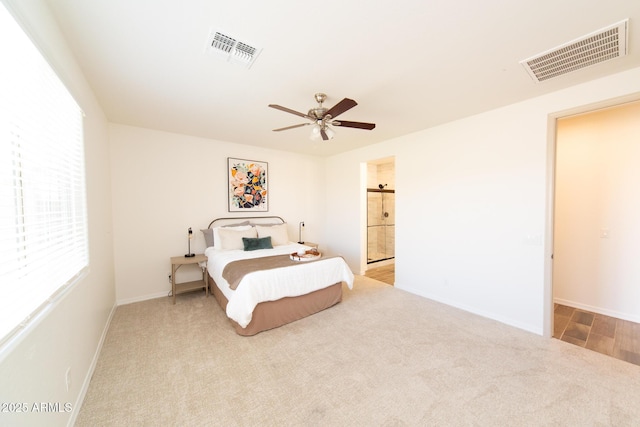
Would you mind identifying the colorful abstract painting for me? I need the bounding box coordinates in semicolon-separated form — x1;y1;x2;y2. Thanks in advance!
228;158;268;212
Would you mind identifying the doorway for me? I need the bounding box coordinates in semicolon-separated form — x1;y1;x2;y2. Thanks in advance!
551;99;640;365
365;157;395;285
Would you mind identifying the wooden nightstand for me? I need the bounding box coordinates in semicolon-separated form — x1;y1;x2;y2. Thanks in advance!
170;254;207;304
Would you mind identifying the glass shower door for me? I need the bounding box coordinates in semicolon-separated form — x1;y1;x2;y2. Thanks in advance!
367;189;395;263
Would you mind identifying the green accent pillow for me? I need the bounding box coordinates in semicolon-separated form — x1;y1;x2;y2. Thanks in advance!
242;236;273;251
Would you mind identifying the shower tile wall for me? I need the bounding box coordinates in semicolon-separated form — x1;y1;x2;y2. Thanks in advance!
368;162;395;189
368;193;383;260
367;160;395;263
367;193;395;261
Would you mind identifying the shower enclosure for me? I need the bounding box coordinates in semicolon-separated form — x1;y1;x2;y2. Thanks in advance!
367;187;395;263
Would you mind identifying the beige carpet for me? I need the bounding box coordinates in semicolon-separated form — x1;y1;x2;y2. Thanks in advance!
76;276;640;426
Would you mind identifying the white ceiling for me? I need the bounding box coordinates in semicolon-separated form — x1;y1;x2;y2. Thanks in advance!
45;0;640;157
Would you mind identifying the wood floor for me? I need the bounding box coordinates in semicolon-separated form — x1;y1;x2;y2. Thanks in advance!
554;303;640;366
364;263;394;285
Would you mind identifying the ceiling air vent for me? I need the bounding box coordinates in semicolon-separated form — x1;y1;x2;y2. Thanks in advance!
205;30;262;69
520;19;628;83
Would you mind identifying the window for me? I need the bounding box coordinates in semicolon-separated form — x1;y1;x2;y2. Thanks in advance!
0;4;88;346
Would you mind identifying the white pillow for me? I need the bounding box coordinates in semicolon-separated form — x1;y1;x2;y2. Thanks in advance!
255;223;289;246
217;227;258;251
213;225;253;249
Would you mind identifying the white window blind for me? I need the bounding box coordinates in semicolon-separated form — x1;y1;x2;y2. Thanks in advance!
0;5;88;346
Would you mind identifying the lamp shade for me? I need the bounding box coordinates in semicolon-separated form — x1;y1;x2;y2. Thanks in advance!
325;126;335;140
310;124;321;141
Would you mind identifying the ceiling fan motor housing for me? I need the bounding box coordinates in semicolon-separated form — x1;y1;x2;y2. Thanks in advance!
309;93;328;119
308;107;328;119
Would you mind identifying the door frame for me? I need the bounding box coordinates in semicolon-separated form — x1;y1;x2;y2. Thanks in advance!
544;92;640;338
362;157;396;274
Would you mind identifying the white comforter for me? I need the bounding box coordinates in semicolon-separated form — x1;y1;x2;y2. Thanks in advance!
205;243;354;328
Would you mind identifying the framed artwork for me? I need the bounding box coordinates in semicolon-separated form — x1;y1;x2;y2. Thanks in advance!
228;157;268;212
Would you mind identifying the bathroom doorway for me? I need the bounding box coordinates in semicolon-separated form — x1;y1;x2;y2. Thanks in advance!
365;157;395;285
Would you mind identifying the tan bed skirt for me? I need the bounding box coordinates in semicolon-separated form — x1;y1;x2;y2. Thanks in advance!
208;274;343;336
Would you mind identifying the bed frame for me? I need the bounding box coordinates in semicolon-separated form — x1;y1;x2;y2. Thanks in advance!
207;216;343;336
207;215;287;229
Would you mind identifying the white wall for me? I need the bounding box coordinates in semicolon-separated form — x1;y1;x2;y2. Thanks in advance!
325;67;640;335
554;101;640;322
0;1;115;426
109;124;326;303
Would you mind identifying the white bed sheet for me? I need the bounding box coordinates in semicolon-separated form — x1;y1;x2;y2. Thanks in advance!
205;243;354;328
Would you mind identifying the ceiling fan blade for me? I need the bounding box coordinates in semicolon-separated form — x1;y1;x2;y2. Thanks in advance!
333;120;376;130
268;104;311;119
324;98;357;119
320;129;329;141
273;123;311;132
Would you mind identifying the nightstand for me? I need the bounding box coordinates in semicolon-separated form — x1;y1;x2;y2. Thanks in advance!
170;254;207;304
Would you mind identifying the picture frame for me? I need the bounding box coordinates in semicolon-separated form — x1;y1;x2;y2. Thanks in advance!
228;157;268;212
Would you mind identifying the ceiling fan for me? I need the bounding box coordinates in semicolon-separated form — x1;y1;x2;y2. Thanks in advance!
268;93;375;141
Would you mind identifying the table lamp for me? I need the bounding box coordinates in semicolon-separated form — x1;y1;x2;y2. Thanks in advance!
185;227;195;257
298;221;304;244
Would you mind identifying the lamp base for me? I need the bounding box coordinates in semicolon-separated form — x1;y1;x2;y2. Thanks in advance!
297;241;304;244
185;253;195;258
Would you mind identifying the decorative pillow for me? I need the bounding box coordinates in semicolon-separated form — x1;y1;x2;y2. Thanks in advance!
201;221;251;248
242;236;273;251
217;227;258;250
200;228;214;248
255;223;289;246
214;224;253;249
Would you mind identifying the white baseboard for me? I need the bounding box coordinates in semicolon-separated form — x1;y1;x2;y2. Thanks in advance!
117;291;168;306
553;298;640;323
396;282;543;336
68;302;117;427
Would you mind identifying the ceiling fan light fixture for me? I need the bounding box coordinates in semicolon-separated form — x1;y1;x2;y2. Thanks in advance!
309;122;335;141
310;124;321;141
325;126;335;140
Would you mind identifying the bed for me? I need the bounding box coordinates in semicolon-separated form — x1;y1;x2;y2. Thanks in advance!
203;216;354;335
